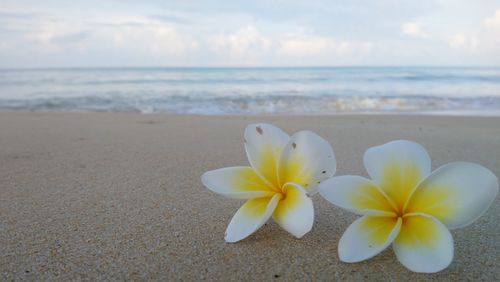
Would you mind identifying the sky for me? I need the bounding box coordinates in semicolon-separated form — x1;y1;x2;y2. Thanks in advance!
1;0;500;68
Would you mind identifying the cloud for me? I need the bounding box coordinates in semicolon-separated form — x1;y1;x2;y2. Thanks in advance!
479;9;500;56
402;21;427;38
278;36;334;57
149;14;191;25
212;25;271;58
1;0;500;67
447;9;500;56
12;13;199;58
51;31;90;45
277;33;373;59
484;9;500;29
448;33;479;51
24;21;85;52
0;10;39;19
107;23;198;57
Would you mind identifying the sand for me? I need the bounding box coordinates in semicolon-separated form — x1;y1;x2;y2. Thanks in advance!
0;112;499;281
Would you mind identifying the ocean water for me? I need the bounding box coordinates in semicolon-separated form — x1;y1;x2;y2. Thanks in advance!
0;67;499;115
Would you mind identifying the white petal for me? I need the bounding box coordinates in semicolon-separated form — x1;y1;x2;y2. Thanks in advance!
225;194;281;243
202;166;278;199
278;130;336;194
272;183;314;238
393;213;453;273
244;123;290;188
319;176;396;216
363;140;431;209
338;216;402;263
405;162;498;229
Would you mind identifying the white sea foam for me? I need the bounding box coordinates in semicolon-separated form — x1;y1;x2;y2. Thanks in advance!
0;67;499;115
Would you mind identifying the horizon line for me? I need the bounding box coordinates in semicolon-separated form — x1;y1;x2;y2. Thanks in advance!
1;65;500;71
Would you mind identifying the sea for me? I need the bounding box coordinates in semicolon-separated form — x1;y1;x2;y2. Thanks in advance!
1;67;499;115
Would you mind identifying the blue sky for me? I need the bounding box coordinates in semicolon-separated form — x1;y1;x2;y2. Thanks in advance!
1;0;500;67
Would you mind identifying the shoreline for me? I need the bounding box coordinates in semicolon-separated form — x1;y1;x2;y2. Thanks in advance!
1;113;499;280
1;110;500;117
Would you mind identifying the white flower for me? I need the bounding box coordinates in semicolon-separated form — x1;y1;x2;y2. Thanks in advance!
319;140;498;273
202;123;336;242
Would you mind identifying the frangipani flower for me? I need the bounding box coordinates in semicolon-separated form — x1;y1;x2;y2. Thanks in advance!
202;123;336;243
318;140;498;273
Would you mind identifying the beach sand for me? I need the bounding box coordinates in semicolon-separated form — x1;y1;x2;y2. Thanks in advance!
1;113;499;281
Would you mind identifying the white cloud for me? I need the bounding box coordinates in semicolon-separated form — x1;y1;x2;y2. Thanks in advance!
402;21;427;38
278;36;332;57
212;25;271;58
24;21;89;53
448;33;479;52
9;13;199;58
447;9;500;56
277;33;373;59
479;9;500;56
1;0;500;67
107;24;198;57
484;9;500;29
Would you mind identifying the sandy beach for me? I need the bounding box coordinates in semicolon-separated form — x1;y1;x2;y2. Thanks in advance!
0;112;499;281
